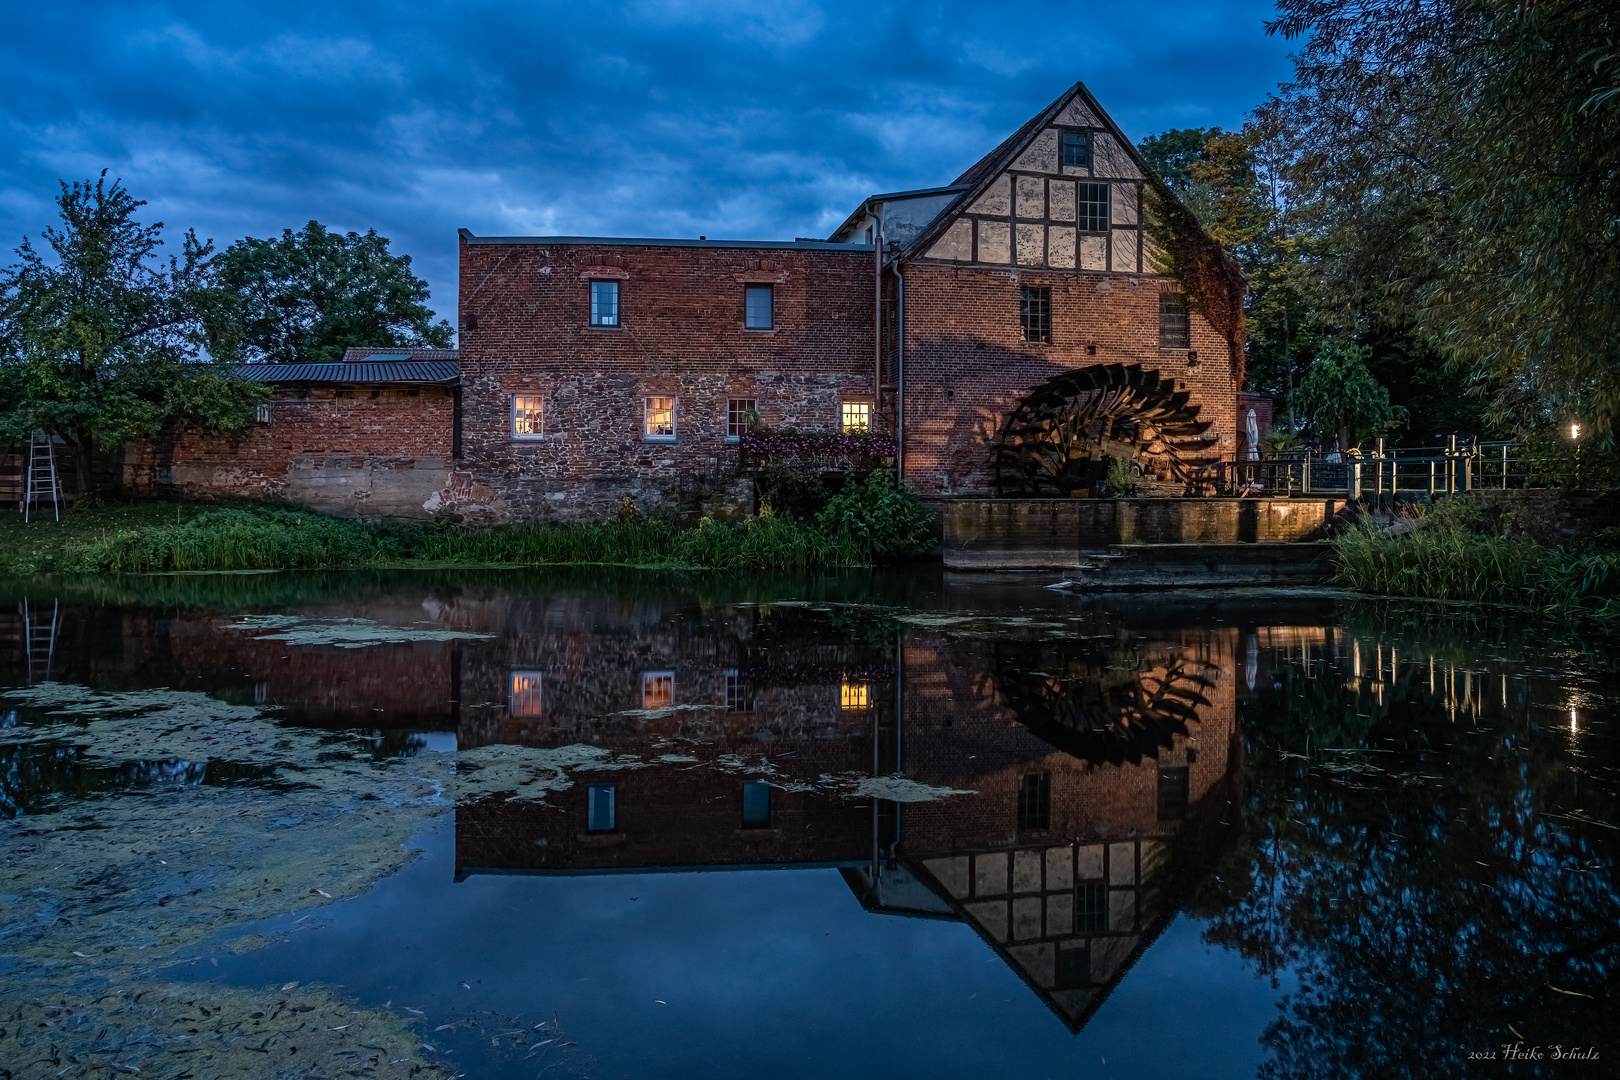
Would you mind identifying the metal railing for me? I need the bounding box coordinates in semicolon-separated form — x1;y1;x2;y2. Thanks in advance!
1219;437;1548;500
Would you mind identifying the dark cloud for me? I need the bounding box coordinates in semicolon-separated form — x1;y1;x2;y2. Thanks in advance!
0;0;1291;329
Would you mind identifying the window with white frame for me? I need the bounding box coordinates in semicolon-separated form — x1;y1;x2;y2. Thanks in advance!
745;286;773;329
590;280;620;326
255;403;272;423
644;396;676;440
727;397;757;440
512;395;543;438
841;401;871;433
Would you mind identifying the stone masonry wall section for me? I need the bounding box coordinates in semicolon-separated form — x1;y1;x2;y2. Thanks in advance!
456;236;877;521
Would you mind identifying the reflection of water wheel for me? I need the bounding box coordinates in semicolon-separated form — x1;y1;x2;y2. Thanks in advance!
994;364;1219;496
992;641;1218;765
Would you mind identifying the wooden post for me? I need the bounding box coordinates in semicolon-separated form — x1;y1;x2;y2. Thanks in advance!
1501;444;1508;490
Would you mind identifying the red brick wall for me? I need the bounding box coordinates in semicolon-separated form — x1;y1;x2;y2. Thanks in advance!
123;387;455;519
898;262;1239;499
456;238;878;520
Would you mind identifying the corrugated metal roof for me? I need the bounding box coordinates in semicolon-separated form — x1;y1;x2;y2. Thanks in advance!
238;360;459;385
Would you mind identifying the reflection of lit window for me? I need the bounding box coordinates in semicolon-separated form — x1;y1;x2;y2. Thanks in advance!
840;682;869;710
509;670;544;718
724;669;754;712
742;781;771;827
1076;881;1106;932
1017;772;1050;830
643;671;674;709
587;785;616;831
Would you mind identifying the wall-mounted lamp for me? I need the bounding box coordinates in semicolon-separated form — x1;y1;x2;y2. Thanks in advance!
1186;350;1200;367
1086;343;1098;356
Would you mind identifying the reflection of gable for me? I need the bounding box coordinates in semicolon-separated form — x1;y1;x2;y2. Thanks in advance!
844;839;1174;1034
457;858;869;883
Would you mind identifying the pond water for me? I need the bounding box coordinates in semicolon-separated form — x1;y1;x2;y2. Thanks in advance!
1;568;1614;1078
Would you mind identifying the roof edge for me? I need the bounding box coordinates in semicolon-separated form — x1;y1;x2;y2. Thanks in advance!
459;230;870;252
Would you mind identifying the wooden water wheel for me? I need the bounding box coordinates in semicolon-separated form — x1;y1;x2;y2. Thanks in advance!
994;364;1219;496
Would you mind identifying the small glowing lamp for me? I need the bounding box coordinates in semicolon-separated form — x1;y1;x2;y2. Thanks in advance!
1571;422;1581;441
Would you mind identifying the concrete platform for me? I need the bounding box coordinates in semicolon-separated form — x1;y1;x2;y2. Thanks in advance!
1056;543;1333;590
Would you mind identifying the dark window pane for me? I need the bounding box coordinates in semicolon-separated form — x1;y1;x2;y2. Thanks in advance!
591;281;620;326
745;286;773;329
587;784;616;831
1055;942;1089;988
1076;880;1107;931
1061;131;1090;168
1159;293;1191;350
742;781;771;826
1019;287;1052;345
724;668;756;711
1158;765;1190;819
1077;183;1110;232
1017;772;1050;830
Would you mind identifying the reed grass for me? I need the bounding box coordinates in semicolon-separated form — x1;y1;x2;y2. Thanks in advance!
52;505;876;574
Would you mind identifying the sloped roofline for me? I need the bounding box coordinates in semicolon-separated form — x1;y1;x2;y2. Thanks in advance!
901;80;1186;264
826;185;971;244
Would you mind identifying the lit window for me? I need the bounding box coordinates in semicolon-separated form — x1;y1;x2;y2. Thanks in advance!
590;280;620;326
745;286;773;329
512;395;543;438
841;402;871;433
643;671;674;709
727;398;757;440
1159;294;1191;350
840;682;869;710
1017;772;1050;830
644;396;676;440
1020;287;1052;344
509;670;544;718
255;403;272;423
587;785;616;831
1077;182;1110;232
742;781;771;827
724;668;755;712
1061;131;1091;169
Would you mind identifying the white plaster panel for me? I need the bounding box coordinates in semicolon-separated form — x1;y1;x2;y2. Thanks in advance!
1015;175;1046;220
1008;943;1056;988
1059;95;1103;127
1111;229;1139;273
1012;896;1043;940
1015;223;1046;266
1109;889;1136;931
1048;226;1076;269
1046;893;1074;936
975;851;1008;895
1091;935;1137;982
978;220;1011;264
1045;847;1073;891
1108;842;1136;885
1080;234;1107;271
1077;844;1104;880
925;855;971;897
1092;132;1142;179
1012;128;1060;173
1112;183;1140;225
967;174;1012;216
1013;850;1043;893
926;219;973;262
965;900;1009;943
1049;181;1075;222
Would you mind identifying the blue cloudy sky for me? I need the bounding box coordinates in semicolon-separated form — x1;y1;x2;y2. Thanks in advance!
0;1;1294;329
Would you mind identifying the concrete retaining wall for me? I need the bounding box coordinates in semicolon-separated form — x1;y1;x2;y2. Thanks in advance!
943;498;1348;571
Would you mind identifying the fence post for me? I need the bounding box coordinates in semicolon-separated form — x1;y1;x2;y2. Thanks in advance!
1304;453;1312;494
1501;444;1508;490
1430;460;1436;495
1353;461;1362;500
1465;453;1472;492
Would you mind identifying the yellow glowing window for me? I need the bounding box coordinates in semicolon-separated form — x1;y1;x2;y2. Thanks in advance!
644;396;676;439
643;671;675;709
841;401;870;433
509;670;544;718
840;682;870;710
513;395;543;437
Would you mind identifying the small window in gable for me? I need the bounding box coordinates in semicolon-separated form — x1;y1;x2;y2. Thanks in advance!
745;285;774;329
1062;131;1091;169
644;396;676;440
590;280;620;326
512;395;543;438
1159;294;1191;350
1078;183;1110;232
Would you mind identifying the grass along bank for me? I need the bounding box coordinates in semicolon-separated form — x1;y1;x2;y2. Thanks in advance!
1330;496;1620;619
0;473;935;575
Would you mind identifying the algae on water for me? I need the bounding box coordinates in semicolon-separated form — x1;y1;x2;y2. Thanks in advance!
229;614;493;648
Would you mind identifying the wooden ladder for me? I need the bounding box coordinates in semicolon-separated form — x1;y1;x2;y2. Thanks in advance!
23;431;62;523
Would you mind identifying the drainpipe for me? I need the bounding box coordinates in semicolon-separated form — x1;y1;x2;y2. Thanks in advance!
896;262;905;486
873;215;883;426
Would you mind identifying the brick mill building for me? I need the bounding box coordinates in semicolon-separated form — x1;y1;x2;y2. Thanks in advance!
108;80;1261;521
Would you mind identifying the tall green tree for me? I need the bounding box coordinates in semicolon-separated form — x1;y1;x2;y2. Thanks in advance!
1258;0;1620;441
1295;341;1407;451
219;222;453;365
0;173;265;493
